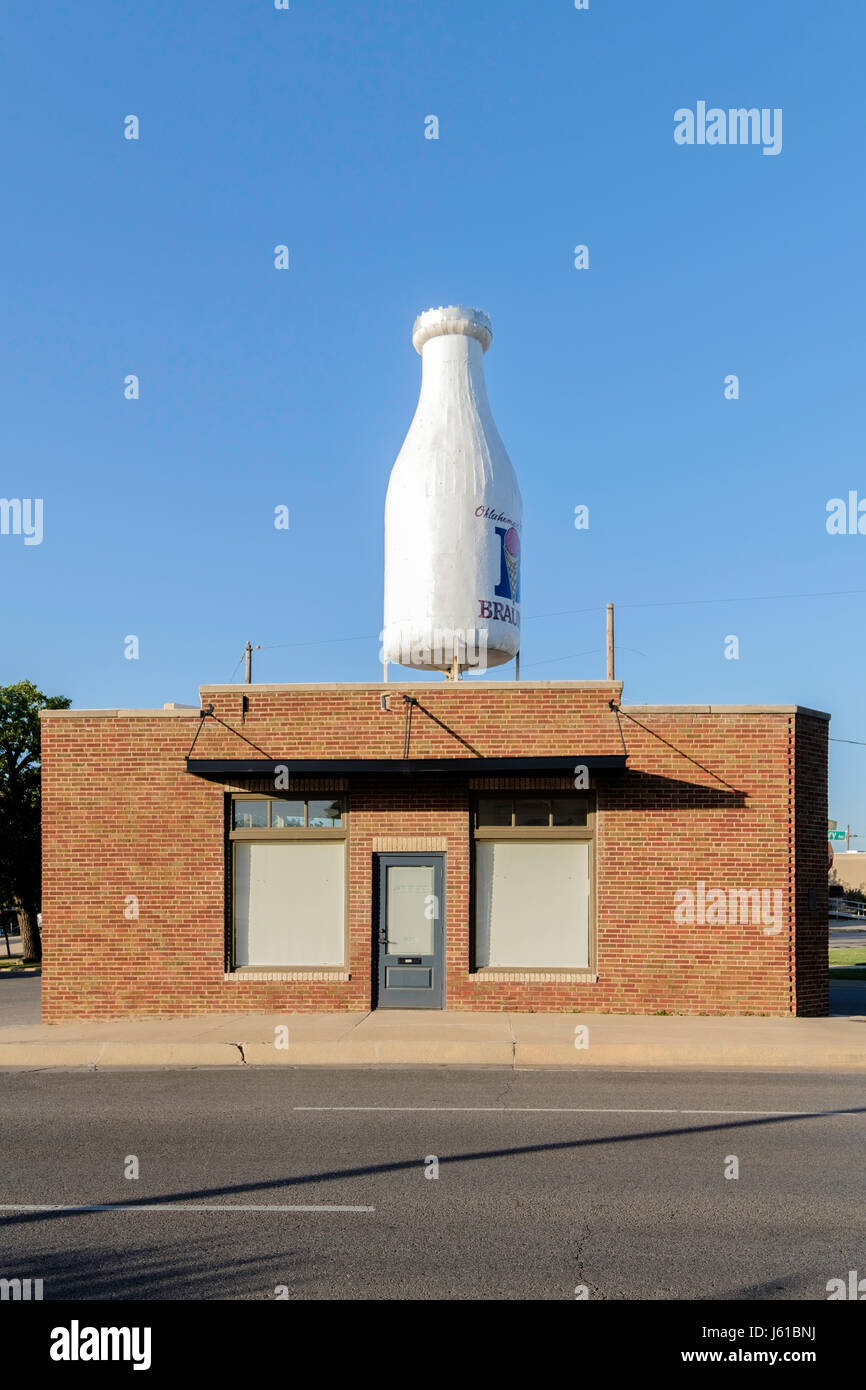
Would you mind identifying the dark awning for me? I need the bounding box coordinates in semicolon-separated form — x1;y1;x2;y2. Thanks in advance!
186;755;626;780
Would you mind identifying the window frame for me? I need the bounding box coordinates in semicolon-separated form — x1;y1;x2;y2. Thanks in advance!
471;793;596;973
229;794;347;840
228;793;349;971
473;794;594;840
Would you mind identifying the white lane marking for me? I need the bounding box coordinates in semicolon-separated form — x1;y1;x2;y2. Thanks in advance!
294;1106;861;1117
0;1203;374;1213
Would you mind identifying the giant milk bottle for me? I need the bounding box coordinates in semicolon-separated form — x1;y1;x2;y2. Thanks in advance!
382;306;523;676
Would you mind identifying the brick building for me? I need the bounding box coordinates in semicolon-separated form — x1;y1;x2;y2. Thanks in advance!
40;681;829;1021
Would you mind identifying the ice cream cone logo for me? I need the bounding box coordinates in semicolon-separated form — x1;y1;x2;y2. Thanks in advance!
504;526;520;602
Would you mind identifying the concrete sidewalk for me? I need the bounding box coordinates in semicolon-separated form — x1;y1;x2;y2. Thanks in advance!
2;1003;866;1069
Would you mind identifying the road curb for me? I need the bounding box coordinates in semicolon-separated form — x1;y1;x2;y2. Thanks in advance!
240;1040;515;1065
513;1043;866;1069
2;1039;866;1068
0;1043;245;1068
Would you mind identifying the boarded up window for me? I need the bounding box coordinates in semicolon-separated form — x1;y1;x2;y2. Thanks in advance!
234;842;345;966
475;841;590;969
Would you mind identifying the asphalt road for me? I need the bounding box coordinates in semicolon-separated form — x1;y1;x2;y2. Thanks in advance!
1;1067;863;1300
829;927;866;949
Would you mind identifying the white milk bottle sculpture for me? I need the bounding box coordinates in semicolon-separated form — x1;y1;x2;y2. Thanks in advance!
382;306;523;677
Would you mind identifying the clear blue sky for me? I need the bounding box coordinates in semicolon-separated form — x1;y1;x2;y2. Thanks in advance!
2;1;864;834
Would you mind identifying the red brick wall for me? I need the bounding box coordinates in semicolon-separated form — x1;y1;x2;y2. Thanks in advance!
792;711;830;1016
39;684;829;1020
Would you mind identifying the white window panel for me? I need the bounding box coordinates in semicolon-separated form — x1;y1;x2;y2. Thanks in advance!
475;841;590;969
234;842;345;967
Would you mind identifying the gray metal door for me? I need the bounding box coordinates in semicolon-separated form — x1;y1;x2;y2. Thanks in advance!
375;854;445;1009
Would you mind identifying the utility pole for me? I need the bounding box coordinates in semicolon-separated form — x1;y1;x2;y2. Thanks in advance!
606;603;615;681
244;641;252;684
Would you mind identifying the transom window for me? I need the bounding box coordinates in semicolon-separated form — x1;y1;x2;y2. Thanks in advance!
475;796;589;829
232;797;343;831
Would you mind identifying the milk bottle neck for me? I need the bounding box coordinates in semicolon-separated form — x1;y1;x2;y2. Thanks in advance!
418;332;491;410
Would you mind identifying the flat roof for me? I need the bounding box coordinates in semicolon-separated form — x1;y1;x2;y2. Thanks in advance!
37;682;829;722
198;681;624;693
622;703;831;720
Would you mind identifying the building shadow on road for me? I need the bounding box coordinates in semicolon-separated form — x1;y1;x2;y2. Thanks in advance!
0;1240;318;1301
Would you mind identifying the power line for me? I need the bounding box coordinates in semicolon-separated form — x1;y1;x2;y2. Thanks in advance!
227;584;866;680
521;647;601;670
618;586;866;611
259;635;378;652
246;584;866;658
525;585;866;620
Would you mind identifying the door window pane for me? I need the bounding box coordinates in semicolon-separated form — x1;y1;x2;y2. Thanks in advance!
514;799;550;826
233;800;268;829
476;800;512;827
386;864;435;955
270;800;305;828
308;799;342;828
551;799;588;826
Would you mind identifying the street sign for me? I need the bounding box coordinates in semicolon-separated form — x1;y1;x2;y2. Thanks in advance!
828;830;846;840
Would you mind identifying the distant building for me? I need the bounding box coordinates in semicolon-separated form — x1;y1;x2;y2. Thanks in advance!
830;852;866;896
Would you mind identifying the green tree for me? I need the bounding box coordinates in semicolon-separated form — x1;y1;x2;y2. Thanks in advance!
0;681;71;962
